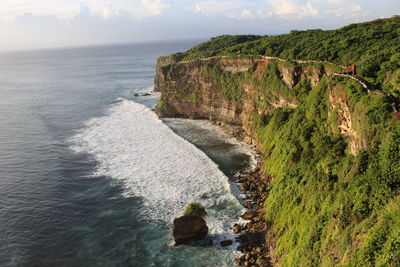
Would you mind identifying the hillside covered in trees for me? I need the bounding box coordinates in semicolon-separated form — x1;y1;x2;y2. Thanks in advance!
171;16;400;97
156;16;400;266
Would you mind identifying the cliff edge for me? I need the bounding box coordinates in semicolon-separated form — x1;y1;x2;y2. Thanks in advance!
155;17;400;266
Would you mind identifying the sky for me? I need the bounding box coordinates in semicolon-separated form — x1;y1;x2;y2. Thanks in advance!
0;0;399;51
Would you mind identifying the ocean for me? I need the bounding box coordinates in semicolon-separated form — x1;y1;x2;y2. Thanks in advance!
0;41;255;266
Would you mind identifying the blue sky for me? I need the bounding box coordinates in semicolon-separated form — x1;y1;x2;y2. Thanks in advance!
0;0;399;51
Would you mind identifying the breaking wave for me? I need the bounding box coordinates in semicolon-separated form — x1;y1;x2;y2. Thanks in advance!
69;98;244;239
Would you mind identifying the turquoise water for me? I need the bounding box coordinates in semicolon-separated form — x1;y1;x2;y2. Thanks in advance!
0;41;254;266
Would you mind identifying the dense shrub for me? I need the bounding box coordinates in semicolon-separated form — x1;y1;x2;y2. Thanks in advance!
173;17;400;95
183;202;207;217
253;73;400;265
160;16;400;265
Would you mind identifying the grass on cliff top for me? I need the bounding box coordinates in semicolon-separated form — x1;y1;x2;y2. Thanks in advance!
169;16;400;96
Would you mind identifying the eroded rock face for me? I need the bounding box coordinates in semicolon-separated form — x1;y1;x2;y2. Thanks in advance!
154;57;363;154
173;215;208;245
154;58;310;149
329;85;366;155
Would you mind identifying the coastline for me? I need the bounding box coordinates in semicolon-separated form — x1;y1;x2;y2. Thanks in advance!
161;114;272;266
214;122;273;267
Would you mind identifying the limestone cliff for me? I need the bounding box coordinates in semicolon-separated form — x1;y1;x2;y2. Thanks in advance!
153;19;400;266
155;56;363;155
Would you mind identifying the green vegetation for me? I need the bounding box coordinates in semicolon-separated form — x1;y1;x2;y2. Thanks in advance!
251;74;399;265
183;202;207;217
177;35;263;60
158;16;400;266
171;92;202;101
162;64;204;101
157;95;169;110
201;63;253;103
173;16;400;96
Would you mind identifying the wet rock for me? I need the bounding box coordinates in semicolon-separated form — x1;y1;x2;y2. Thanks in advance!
220;239;233;247
240;184;249;191
256;258;267;266
245;253;251;260
234;258;242;266
241;209;258;220
243;201;253;209
142;93;151;96
133;93;139;96
173;215;208;245
233;224;242;234
237;244;245;252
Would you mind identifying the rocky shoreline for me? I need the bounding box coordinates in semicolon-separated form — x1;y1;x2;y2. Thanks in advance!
211;122;273;267
234;165;272;267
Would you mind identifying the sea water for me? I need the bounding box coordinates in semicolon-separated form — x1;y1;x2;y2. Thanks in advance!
0;41;255;266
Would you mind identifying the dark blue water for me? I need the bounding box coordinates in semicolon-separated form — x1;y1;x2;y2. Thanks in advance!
0;41;253;266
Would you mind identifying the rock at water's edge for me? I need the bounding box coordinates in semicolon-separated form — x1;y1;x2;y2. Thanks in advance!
173;215;208;245
220;239;234;247
241;209;258;220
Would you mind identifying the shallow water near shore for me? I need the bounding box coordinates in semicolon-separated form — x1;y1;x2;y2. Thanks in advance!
0;41;255;266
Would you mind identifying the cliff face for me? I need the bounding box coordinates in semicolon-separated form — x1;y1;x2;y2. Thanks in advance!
328;84;367;155
155;56;361;154
155;58;255;121
154;55;400;266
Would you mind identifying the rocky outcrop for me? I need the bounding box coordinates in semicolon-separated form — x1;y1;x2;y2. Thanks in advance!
155;57;255;126
173;215;208;245
235;166;272;267
329;84;367;155
156;58;300;147
154;56;364;154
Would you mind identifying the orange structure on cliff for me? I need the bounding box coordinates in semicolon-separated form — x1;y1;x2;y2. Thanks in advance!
344;64;356;75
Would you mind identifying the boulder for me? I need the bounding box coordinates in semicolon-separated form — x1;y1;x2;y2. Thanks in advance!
243;201;253;209
241;209;258;220
173;215;208;245
233;224;242;234
220;239;233;247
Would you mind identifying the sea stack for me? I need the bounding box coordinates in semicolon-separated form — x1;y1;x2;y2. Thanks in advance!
173;202;208;245
172;215;208;245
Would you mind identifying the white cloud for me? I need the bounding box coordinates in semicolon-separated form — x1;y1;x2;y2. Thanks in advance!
140;0;171;15
0;0;380;22
266;0;319;18
239;9;254;18
272;0;298;15
97;6;116;19
0;0;79;21
228;8;273;19
0;0;394;51
0;0;172;22
227;0;319;19
350;4;361;12
301;2;319;17
192;1;253;15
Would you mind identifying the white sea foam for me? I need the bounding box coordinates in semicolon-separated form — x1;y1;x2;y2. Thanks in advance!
69;99;244;242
